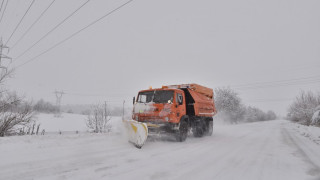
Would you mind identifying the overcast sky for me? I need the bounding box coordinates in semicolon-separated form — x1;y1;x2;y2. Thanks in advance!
0;0;319;115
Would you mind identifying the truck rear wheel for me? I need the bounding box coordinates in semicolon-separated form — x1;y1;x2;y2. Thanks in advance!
192;118;206;137
204;120;213;136
176;118;188;142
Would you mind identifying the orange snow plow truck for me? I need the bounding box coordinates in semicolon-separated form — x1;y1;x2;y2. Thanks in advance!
124;84;217;148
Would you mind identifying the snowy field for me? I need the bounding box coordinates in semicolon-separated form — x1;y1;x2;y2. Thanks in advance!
34;113;122;133
34;113;89;132
1;115;320;180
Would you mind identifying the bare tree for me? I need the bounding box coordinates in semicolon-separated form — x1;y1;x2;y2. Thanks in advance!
0;69;34;136
214;87;244;124
287;91;320;125
245;106;268;122
214;87;277;123
311;106;320;126
86;103;112;133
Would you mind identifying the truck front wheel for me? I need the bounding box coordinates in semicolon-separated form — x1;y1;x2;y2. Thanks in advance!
176;118;188;142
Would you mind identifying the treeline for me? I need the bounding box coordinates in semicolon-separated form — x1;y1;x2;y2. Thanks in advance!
33;99;59;113
214;87;277;124
33;99;130;117
287;91;320;126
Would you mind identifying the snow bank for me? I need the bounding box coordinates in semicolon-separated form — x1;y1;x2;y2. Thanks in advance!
288;122;320;145
311;110;320;125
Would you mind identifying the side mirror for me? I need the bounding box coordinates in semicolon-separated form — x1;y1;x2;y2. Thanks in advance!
133;96;136;105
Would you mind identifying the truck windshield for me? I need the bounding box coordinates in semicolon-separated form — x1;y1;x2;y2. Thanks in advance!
153;91;173;103
137;90;174;104
137;91;154;103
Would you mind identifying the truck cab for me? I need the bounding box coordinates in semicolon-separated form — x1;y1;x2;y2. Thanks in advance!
133;88;186;124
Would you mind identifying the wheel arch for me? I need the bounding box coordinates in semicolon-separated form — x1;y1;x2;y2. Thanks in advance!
180;115;190;125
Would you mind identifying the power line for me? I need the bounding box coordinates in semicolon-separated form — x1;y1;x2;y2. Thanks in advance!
216;75;320;91
0;0;8;27
62;91;133;105
2;1;25;38
283;63;320;74
11;0;56;50
13;0;91;61
245;98;294;103
5;0;35;45
235;79;320;90
64;92;133;98
0;0;5;14
66;92;119;97
231;75;320;88
15;0;134;68
237;79;320;90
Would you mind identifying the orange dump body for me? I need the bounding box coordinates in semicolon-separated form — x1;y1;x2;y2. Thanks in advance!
166;84;214;99
188;88;216;117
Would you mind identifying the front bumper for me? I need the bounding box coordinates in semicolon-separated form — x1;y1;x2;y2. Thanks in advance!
142;121;180;134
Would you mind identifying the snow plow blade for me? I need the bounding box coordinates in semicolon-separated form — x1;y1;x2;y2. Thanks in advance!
123;120;148;148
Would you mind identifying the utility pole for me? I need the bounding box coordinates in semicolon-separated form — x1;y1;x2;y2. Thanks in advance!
104;101;107;120
122;100;125;121
54;90;64;117
0;38;11;73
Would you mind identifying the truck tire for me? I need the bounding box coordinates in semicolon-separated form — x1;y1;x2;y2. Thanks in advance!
204;120;213;136
176;118;188;142
192;118;206;137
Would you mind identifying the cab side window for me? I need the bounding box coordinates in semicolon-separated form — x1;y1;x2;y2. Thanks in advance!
176;93;183;105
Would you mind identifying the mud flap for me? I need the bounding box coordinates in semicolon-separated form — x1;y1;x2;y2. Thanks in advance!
123;120;148;148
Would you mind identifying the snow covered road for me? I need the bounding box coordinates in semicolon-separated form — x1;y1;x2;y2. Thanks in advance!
1;120;320;180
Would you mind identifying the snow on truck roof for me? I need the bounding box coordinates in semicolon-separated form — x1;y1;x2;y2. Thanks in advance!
165;84;213;99
141;84;213;99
